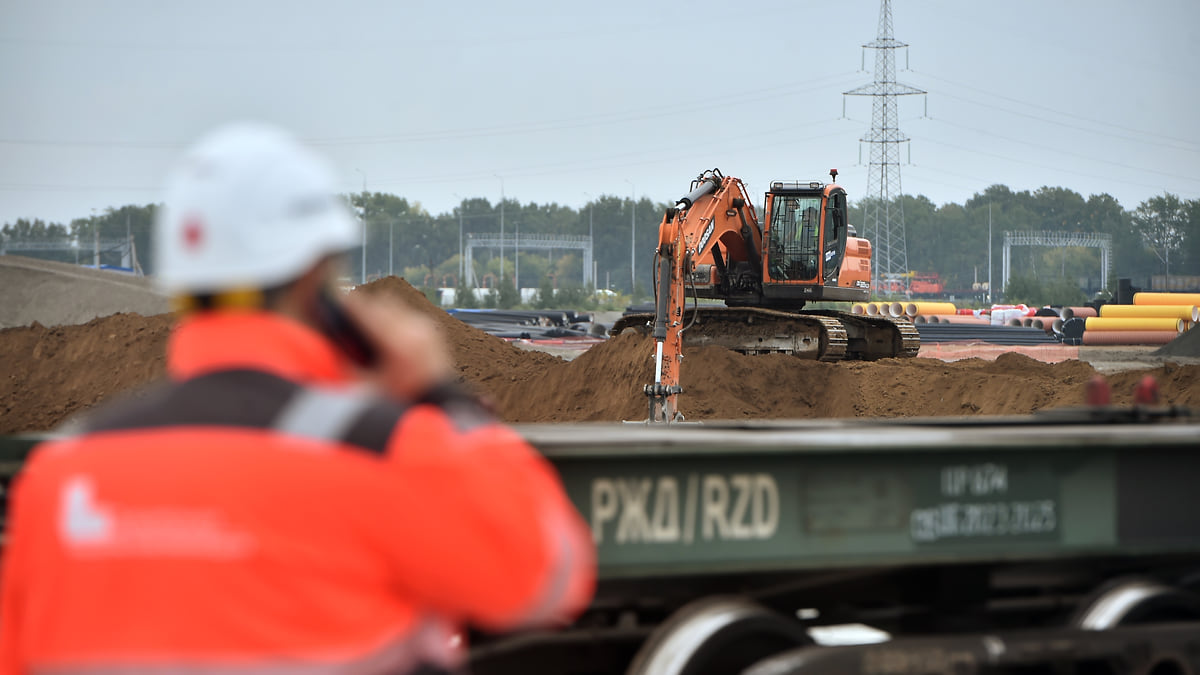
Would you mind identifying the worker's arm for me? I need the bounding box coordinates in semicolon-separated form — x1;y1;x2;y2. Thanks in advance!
0;472;32;675
337;293;595;628
370;403;595;631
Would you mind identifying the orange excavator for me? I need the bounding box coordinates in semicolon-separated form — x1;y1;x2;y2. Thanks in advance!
613;168;919;422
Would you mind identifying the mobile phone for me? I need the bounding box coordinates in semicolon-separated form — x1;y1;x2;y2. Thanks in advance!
311;287;378;367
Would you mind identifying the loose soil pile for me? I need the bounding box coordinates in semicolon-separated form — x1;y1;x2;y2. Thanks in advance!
1;314;173;431
3;275;1199;433
0;256;168;329
1156;324;1200;357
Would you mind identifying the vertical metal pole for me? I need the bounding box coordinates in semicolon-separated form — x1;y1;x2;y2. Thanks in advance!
453;193;464;288
988;203;992;304
356;169;366;284
495;175;505;285
626;180;636;295
388;220;394;277
124;212;131;269
584;192;594;287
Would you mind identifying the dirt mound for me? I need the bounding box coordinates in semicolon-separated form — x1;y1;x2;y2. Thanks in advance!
505;339;1164;422
1156;327;1200;357
352;277;563;420
3;276;1200;433
0;255;168;329
1;313;173;432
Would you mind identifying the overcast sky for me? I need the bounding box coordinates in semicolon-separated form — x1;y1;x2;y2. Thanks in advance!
2;0;1198;228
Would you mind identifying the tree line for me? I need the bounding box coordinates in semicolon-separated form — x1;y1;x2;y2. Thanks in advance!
878;186;1200;305
4;185;1198;308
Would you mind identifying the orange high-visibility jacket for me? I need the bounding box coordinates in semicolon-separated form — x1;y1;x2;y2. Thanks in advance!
0;312;595;675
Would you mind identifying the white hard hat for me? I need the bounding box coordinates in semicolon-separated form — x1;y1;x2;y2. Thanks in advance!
155;123;359;295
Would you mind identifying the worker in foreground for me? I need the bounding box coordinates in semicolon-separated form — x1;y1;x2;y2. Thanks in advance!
0;123;595;674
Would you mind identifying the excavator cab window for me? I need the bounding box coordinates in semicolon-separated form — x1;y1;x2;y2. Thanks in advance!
823;191;847;284
767;195;822;281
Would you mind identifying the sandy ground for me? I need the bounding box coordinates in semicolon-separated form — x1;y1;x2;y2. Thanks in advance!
0;255;168;329
3;262;1199;432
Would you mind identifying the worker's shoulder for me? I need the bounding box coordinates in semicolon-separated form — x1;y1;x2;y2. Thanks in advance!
71;369;407;456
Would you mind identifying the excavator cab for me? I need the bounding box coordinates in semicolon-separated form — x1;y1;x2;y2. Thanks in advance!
766;194;823;281
763;179;850;289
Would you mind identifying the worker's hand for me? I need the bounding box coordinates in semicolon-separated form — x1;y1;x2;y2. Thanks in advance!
340;292;454;402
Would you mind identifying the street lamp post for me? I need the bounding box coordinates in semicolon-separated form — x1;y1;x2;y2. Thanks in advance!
625;179;636;295
453;193;464;288
355;169;366;284
388;220;394;277
494;175;505;285
583;192;594;287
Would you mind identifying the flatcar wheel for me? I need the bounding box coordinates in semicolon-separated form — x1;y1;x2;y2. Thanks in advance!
1071;577;1200;630
625;597;811;675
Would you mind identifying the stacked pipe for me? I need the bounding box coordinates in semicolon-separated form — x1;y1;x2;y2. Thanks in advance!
915;323;1060;345
1075;295;1199;345
914;314;991;326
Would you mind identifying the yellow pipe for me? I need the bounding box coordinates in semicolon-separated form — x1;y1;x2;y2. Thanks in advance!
902;300;960;317
1099;304;1199;321
1083;317;1185;333
1132;292;1200;306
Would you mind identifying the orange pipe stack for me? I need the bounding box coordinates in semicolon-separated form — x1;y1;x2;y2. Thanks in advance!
1061;306;1096;320
1022;317;1062;333
1082;331;1179;345
1079;297;1192;345
925;314;989;325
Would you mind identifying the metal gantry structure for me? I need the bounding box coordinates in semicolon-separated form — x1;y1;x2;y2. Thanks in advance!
464;233;594;288
0;237;140;272
1002;231;1113;292
844;0;925;294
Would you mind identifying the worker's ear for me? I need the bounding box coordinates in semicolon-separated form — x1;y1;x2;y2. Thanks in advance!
270;257;339;318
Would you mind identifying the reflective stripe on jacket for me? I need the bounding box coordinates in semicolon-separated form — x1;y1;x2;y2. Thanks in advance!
0;311;595;675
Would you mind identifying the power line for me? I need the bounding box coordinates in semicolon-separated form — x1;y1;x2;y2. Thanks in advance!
910;135;1199;198
363;119;853;187
914;70;1200;152
0;72;859;150
923;117;1200;185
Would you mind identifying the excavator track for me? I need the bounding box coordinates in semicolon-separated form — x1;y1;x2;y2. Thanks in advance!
806;310;921;360
611;308;918;361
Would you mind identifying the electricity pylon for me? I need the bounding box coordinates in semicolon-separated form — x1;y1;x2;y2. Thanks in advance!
844;0;925;295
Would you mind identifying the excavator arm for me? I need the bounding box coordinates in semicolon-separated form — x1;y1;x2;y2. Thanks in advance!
644;170;761;422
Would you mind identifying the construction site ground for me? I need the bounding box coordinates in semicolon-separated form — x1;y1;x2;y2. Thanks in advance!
2;255;1198;433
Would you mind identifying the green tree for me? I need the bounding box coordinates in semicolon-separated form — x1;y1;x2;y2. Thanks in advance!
557;281;588;308
1185;198;1200;275
1;218;73;263
1043;278;1087;306
1002;274;1043;306
496;275;519;309
1132;193;1187;276
454;275;478;308
535;274;556;309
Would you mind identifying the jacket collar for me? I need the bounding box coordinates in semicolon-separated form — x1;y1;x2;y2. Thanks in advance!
168;311;353;385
